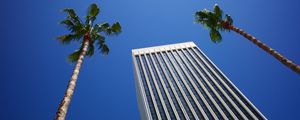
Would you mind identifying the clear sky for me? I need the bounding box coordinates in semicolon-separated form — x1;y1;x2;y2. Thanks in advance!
0;0;300;120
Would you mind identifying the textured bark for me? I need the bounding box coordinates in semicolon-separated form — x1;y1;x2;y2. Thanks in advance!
228;25;300;75
55;39;90;120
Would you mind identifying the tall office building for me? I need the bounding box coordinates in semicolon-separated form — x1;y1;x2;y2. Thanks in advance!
132;42;266;120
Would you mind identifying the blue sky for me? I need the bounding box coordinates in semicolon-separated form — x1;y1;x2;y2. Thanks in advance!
0;0;300;119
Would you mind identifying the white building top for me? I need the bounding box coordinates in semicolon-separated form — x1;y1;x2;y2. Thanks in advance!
132;41;197;55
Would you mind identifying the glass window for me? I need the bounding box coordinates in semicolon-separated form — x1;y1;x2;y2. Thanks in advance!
192;47;264;119
162;51;195;119
157;52;186;120
136;55;158;120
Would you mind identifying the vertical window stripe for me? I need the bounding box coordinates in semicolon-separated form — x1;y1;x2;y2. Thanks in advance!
144;54;167;119
150;53;179;119
136;55;158;119
156;52;188;120
193;47;265;120
175;49;217;120
171;50;208;119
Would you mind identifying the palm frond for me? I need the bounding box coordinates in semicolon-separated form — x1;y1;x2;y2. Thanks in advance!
110;22;122;34
214;4;223;19
207;12;219;28
95;22;122;36
61;8;86;35
86;42;95;57
210;29;222;43
60;19;85;34
86;3;100;24
89;3;100;17
97;39;109;55
195;9;219;30
73;30;86;40
57;34;77;44
225;14;233;25
95;22;110;34
63;8;81;24
68;49;82;63
100;43;109;55
60;19;74;27
73;24;85;33
195;10;208;23
91;32;105;41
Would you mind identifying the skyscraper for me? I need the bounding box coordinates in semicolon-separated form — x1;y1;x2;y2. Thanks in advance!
132;42;266;120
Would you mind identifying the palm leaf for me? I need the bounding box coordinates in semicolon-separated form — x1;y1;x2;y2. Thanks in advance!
225;14;233;25
100;43;109;55
62;8;85;35
88;3;99;19
63;8;76;17
85;3;100;25
96;22;109;31
210;29;222;43
57;34;76;44
194;10;209;24
96;23;112;35
95;22;122;36
97;39;109;55
60;19;74;27
61;19;85;34
68;49;82;63
63;8;81;24
91;32;105;41
110;22;122;34
195;9;220;30
86;42;95;57
214;4;223;19
73;30;86;40
207;11;219;28
195;11;208;19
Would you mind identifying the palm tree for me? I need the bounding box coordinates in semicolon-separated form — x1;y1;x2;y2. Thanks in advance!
55;3;121;120
194;4;300;75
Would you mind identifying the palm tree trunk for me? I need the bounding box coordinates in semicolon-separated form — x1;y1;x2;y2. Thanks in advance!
55;39;89;120
228;25;300;75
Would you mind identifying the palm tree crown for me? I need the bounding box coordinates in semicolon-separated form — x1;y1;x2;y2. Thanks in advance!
57;3;121;62
55;3;122;120
194;4;232;43
194;4;300;75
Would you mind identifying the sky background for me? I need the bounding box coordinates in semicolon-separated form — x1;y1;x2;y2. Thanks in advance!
0;0;300;120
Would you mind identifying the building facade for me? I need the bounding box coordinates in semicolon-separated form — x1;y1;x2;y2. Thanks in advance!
132;42;266;120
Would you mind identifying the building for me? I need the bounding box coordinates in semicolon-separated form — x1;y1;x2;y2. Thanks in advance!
132;42;266;120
